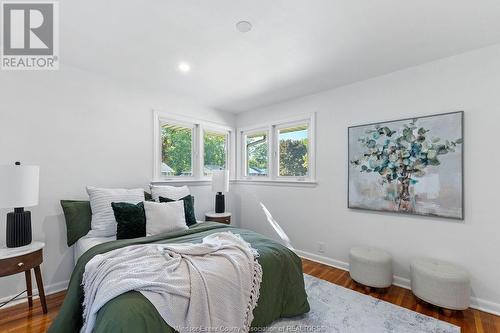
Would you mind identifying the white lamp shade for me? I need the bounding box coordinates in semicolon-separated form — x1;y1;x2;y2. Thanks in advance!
212;170;229;193
0;165;40;208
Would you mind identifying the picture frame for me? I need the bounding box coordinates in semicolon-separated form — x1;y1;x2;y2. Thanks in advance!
348;111;464;220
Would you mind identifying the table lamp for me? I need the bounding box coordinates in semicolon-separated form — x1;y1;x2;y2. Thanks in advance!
212;170;229;213
0;162;40;247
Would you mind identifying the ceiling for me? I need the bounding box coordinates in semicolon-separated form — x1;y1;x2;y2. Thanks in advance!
61;0;500;112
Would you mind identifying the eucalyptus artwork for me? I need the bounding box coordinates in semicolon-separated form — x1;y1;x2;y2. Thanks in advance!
348;112;463;220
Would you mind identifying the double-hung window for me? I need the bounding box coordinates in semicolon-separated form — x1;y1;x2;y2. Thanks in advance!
154;112;233;180
239;113;315;182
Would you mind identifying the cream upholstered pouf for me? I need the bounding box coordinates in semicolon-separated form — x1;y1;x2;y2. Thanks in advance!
411;258;470;311
349;246;393;288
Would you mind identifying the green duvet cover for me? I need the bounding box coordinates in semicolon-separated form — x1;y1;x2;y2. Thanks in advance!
48;222;310;333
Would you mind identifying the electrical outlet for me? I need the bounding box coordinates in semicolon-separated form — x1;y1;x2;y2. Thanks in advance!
318;242;325;253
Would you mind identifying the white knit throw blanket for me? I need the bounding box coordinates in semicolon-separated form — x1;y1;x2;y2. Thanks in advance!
80;232;263;333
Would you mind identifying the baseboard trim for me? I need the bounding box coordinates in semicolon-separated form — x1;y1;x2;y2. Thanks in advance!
0;279;69;310
469;297;500;316
295;249;500;316
294;249;349;271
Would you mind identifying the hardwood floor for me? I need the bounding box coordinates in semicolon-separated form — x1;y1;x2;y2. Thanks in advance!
302;259;500;333
0;259;498;332
0;291;65;333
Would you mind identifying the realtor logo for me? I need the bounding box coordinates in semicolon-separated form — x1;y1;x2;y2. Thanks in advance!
1;1;59;70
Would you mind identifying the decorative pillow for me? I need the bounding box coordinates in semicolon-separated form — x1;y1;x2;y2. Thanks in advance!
60;200;92;246
144;191;154;201
150;185;190;202
143;200;188;235
159;195;197;226
86;186;145;237
111;202;146;240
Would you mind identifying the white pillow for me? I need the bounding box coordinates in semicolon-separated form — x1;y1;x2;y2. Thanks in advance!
150;185;190;202
143;200;188;235
86;186;145;237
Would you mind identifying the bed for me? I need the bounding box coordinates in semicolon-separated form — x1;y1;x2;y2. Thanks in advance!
72;221;209;263
73;235;115;264
50;222;310;333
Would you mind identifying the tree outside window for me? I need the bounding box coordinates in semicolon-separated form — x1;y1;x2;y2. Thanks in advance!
161;124;193;176
246;132;268;176
278;125;309;177
204;130;227;176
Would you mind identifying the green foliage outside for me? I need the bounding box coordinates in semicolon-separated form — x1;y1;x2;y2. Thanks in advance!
162;125;192;176
161;125;226;176
247;134;268;175
279;139;308;176
162;125;310;178
351;119;463;211
204;131;226;175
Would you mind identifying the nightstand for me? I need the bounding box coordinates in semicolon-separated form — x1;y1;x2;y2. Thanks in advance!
0;241;47;313
205;211;231;225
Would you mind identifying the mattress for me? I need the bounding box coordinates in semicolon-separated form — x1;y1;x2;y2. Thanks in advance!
74;235;115;264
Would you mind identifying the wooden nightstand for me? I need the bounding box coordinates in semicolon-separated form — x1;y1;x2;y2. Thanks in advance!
0;241;47;313
205;212;231;225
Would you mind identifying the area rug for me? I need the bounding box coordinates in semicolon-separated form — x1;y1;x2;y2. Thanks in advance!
267;274;460;333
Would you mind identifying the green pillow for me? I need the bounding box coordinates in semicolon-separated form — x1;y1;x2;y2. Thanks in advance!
159;195;196;226
144;191;153;201
111;202;146;240
60;200;92;247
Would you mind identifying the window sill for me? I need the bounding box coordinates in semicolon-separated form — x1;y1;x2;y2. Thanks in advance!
150;179;318;188
233;179;318;187
150;179;213;186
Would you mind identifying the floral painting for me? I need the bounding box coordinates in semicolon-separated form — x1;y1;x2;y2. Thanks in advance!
348;112;463;220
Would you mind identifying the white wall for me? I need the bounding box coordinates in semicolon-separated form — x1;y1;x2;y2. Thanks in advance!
0;65;236;301
235;44;500;314
2;42;499;316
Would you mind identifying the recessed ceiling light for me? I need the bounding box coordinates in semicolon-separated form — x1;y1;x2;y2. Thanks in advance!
236;21;252;33
178;62;191;73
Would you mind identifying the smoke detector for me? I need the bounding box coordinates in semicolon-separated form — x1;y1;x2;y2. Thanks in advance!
236;21;252;33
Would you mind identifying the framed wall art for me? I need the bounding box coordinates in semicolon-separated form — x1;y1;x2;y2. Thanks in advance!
348;111;464;220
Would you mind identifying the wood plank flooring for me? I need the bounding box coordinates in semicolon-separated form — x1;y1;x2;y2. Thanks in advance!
0;258;498;332
0;291;65;333
302;259;500;333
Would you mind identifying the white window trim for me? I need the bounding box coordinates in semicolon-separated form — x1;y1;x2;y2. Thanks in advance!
153;110;235;182
240;127;272;180
237;113;316;183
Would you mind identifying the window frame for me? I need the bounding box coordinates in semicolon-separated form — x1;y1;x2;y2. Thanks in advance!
274;120;312;180
240;128;272;180
153;111;234;181
238;113;316;183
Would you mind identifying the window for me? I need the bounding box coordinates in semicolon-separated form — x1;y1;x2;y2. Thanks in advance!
278;124;309;177
154;112;233;180
203;130;228;176
161;123;193;177
245;131;269;177
239;113;315;182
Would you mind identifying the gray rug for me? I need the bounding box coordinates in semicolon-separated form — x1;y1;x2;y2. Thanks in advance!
267;274;460;333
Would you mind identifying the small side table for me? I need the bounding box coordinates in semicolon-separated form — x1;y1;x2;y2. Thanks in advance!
205;211;231;225
0;241;47;313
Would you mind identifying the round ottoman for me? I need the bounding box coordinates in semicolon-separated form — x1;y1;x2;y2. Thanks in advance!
411;258;470;311
349;246;393;289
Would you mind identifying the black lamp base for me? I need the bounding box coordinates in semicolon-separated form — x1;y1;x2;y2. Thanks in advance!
215;192;225;213
6;208;32;248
